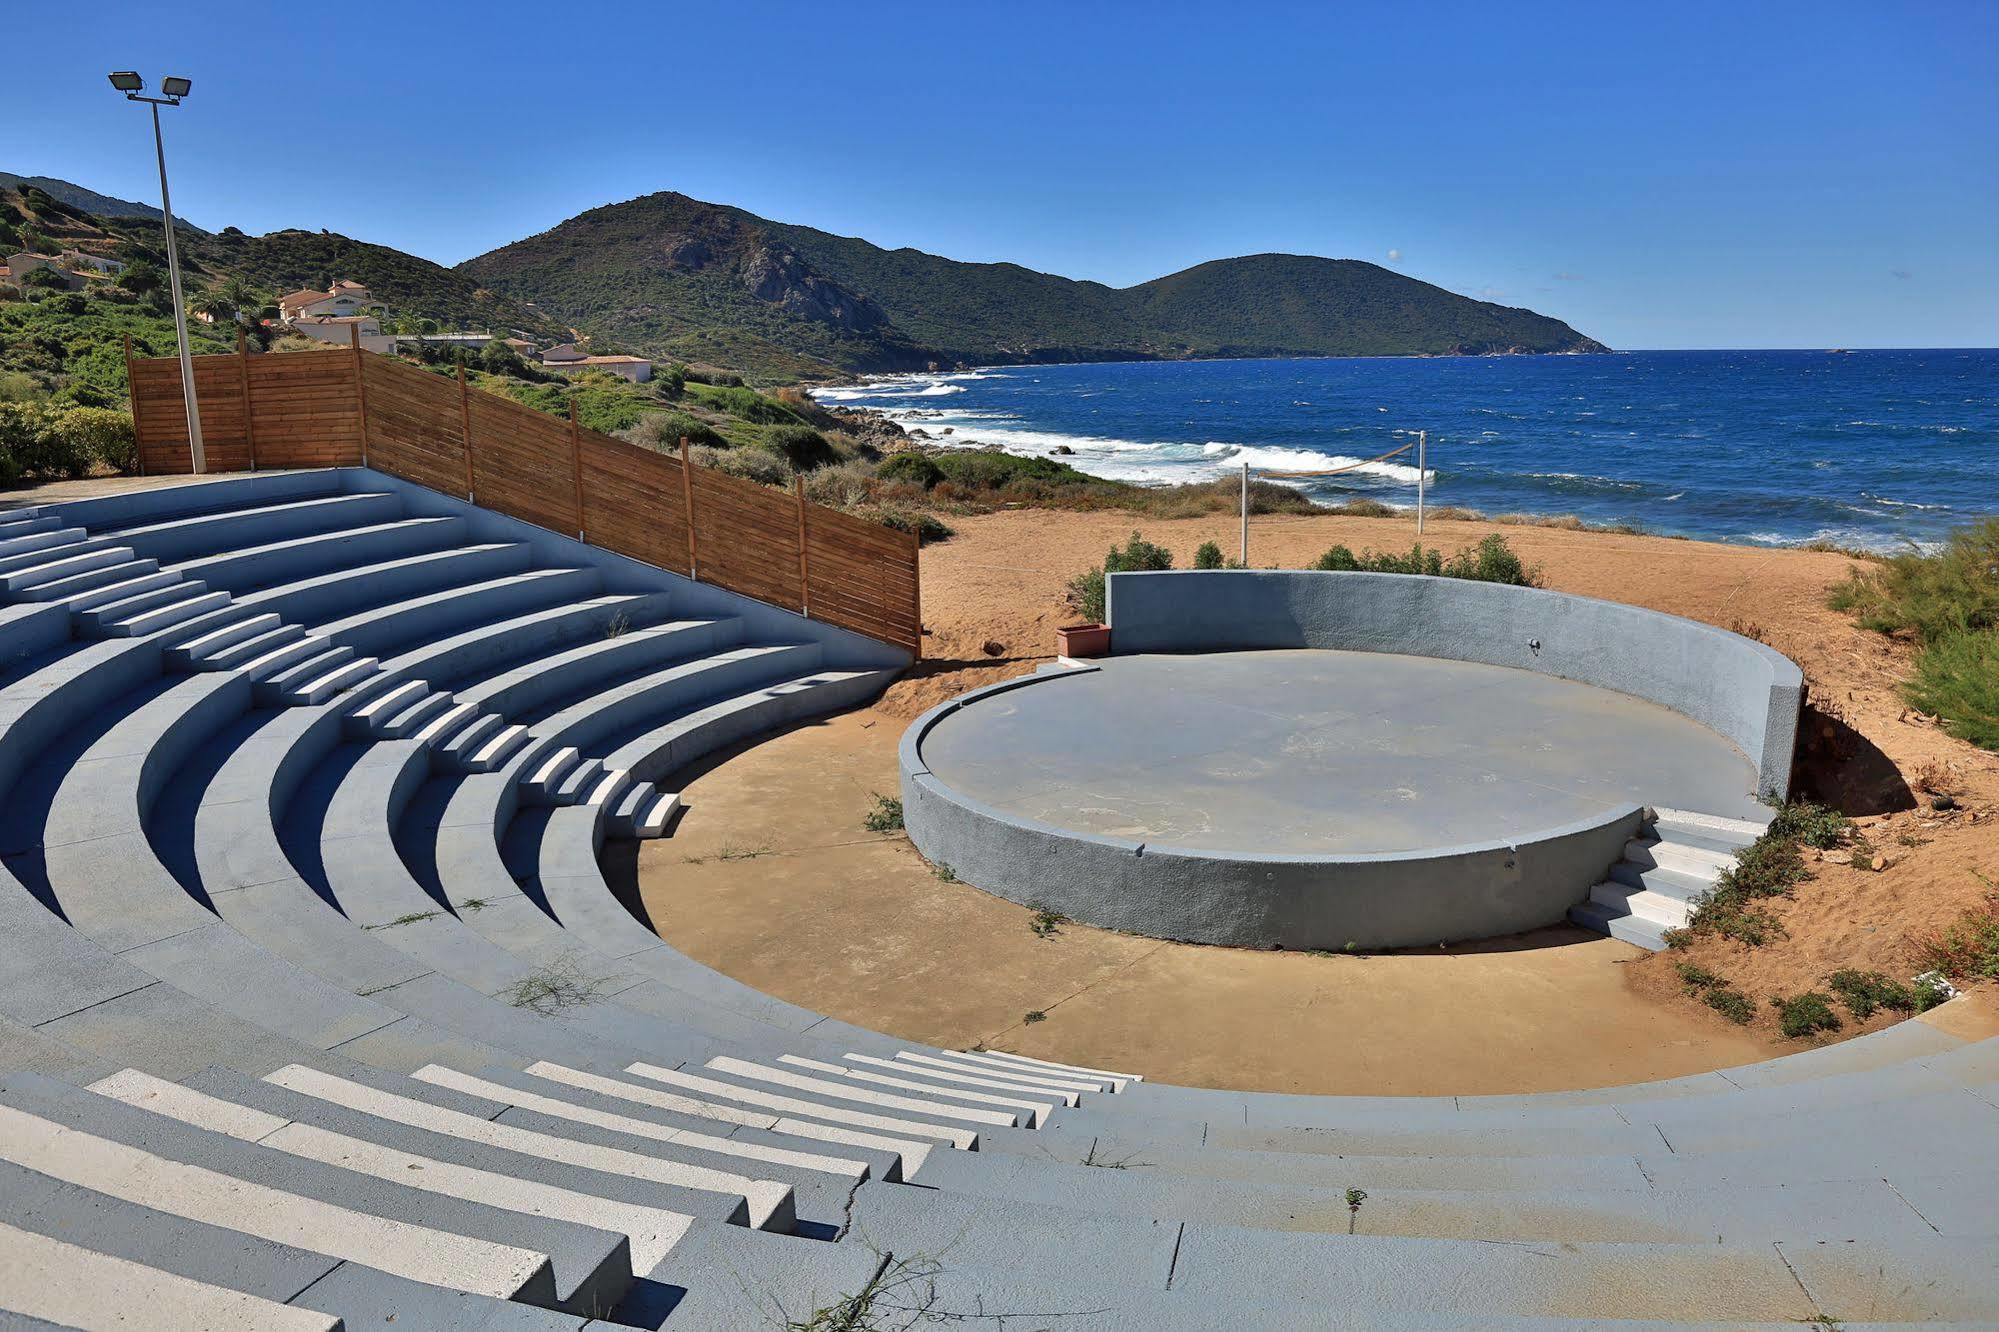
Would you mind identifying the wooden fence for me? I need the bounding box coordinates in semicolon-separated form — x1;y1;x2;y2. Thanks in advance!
124;332;922;655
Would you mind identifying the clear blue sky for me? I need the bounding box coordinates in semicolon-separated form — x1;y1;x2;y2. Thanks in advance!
6;1;1994;349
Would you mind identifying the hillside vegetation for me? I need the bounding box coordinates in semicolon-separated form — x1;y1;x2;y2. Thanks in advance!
460;191;1608;380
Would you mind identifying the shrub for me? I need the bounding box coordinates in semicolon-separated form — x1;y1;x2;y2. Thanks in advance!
760;424;838;471
1826;969;1917;1019
1913;891;1999;982
52;407;135;473
698;383;796;424
1331;497;1395;517
1676;961;1755;1024
1194;540;1225;569
117;259;162;294
932;451;1093;491
863;794;904;834
1067;531;1174;623
1678;801;1856;948
1906;629;1999;750
1771;991;1842;1039
695;444;791;487
1309;534;1538;586
623;412;725;451
0;402;92;480
1766;801;1854;849
868;506;953;543
1828;517;1999;645
876;453;945;489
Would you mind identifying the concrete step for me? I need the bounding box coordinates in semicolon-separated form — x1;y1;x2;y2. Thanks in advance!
547;756;607;805
621;1061;979;1151
410;700;482;748
102;588;233;638
1608;858;1714;903
952;1047;1142;1089
1624;834;1734;879
1650;806;1768;847
838;1052;1083;1107
67;567;186;617
779;1054;1063;1128
17;555;157;601
254;646;356;704
110;490;407;565
0;1082;561;1306
201;622;307;670
342;678;430;736
465;722;533;773
0;516;67;550
168;612;285;667
520;746;582;803
1587;881;1693;928
577;766;634;812
436;711;505;767
0;1219;342;1332
377;689;456;740
604;782;678;838
92;1067;696;1282
237;632;334;683
702;1055;1023;1130
262;1062;797;1233
1569;898;1672;951
289;655;380;706
0;536;121;581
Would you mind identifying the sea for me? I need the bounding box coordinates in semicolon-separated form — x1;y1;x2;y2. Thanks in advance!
813;349;1998;553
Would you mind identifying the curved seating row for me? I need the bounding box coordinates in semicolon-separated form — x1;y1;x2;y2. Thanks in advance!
0;471;1993;1328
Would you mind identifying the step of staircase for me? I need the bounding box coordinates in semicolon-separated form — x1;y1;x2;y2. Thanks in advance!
0;539;124;585
1607;859;1714;904
342;679;430;737
1571;810;1748;951
67;568;185;617
101;588;233;639
253;646;356;704
16;555;157;602
376;689;457;740
464;722;532;773
237;633;334;683
200;623;307;671
1624;833;1735;879
168;612;284;667
520;746;581;803
289;655;381;706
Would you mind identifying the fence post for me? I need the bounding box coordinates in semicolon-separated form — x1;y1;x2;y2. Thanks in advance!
237;328;258;472
457;361;475;501
908;527;923;660
123;333;147;476
568;397;586;542
679;437;700;580
348;323;370;468
794;475;810;615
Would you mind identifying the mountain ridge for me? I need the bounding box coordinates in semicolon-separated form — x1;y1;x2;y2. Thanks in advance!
460;191;1608;379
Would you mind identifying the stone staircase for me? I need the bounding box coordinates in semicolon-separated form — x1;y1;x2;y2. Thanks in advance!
1570;806;1769;950
0;470;1992;1328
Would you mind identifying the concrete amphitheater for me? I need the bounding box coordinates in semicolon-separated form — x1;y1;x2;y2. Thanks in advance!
0;467;1993;1330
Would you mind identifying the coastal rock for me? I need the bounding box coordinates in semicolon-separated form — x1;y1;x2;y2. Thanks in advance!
1052;444;1074;455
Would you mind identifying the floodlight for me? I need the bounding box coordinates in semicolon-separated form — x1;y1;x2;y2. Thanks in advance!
161;76;191;98
108;71;144;92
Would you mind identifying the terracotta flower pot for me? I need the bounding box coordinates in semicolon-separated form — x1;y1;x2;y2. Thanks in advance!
1057;622;1111;658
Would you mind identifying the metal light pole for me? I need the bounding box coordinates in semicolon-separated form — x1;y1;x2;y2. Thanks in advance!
1240;460;1250;565
1415;430;1428;535
108;72;204;473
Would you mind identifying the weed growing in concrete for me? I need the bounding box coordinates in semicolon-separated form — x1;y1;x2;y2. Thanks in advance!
1771;991;1842;1040
1081;1142;1152;1170
1345;1187;1368;1234
1022;1010;1046;1024
367;910;440;930
602;611;631;640
458;897;487;913
777;1244;1104;1329
1029;906;1068;939
932;862;957;883
506;956;610;1016
716;842;772;861
862;793;904;833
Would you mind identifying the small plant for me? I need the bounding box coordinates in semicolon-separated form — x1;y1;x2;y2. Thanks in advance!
1345;1187;1368;1234
716;842;772;861
1771;991;1843;1040
1767;801;1855;850
1022;1010;1046;1024
1029;906;1068;939
1826;968;1918;1020
1676;961;1756;1024
458;897;488;913
1680;801;1856;947
932;862;958;883
602;610;631;640
862;792;904;833
366;909;440;930
1912;887;1999;981
1193;540;1225;569
506;956;610;1016
1081;1142;1151;1169
1066;531;1173;623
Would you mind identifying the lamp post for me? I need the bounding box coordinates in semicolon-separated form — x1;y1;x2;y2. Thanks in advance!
108;71;204;473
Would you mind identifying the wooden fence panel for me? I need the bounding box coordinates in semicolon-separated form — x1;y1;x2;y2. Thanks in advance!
577;434;691;577
127;349;921;655
466;390;580;537
360;356;466;497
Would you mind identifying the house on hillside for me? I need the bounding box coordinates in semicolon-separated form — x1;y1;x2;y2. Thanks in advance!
539;344;652;383
60;250;124;277
4;253;82;290
290;313;396;355
278;280;376;323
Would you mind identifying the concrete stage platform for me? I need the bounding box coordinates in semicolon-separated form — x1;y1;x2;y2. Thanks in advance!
901;650;1765;949
920;650;1764;854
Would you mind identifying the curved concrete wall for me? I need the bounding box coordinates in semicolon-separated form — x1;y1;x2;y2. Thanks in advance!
1105;569;1802;800
901;677;1646;948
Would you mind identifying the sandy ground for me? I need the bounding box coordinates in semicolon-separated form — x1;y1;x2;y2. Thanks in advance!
635;509;1997;1092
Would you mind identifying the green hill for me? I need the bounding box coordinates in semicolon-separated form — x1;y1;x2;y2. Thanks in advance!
461;191;1608;379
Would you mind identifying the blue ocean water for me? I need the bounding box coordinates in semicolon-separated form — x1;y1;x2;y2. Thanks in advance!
815;349;1998;551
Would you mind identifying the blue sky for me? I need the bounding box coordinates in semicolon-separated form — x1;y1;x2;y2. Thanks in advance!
4;1;1993;349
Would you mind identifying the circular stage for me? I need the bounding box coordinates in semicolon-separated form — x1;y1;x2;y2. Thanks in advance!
900;649;1764;950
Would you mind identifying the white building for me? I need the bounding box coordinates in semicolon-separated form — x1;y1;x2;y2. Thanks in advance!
539;344;652;382
289;313;396;355
278;280;375;323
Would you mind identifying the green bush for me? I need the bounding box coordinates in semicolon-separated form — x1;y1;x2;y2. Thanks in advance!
1677;800;1859;948
1771;991;1842;1039
1915;892;1999;982
1826;968;1917;1020
1675;961;1756;1024
759;424;838;471
1906;629;1999;751
1311;533;1539;586
1194;540;1225;569
1067;531;1174;623
52;407;135;473
1767;801;1854;849
868;506;954;543
693;443;790;487
876;453;945;489
0;402;96;480
623;411;725;451
695;383;797;425
932;451;1094;491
